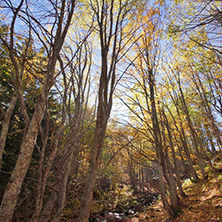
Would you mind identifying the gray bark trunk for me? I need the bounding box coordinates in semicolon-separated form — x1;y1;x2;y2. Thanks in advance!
0;32;68;222
0;92;47;221
0;1;75;220
0;91;18;169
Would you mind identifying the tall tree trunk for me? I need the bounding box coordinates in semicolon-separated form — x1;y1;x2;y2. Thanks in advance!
160;112;180;213
163;149;180;213
0;0;25;169
0;92;48;221
0;91;18;169
195;72;222;149
78;0;133;219
79;104;109;221
178;84;207;179
0;1;75;219
163;110;186;198
148;68;173;216
30;119;65;222
166;101;199;182
51;150;75;222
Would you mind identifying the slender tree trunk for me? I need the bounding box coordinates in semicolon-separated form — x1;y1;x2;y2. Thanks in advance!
160;113;180;213
38;188;59;222
206;128;216;153
51;151;75;222
30;126;49;222
180;122;199;181
0;0;25;169
163;110;186;198
38;144;80;222
178;85;207;179
177;144;190;178
148;68;173;216
30;120;63;222
192;72;222;149
79;108;108;221
166;101;199;182
171;144;187;198
0;91;18;169
0;2;75;220
78;0;130;218
163;150;180;213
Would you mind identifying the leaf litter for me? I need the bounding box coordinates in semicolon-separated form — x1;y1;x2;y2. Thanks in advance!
137;168;222;222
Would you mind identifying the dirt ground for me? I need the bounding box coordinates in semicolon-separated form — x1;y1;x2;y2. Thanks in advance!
137;171;222;222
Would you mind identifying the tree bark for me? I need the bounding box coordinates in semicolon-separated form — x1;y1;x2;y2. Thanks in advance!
163;149;180;212
195;72;222;149
0;93;47;221
163;110;186;198
168;94;199;182
178;83;207;179
79;102;109;221
148;67;173;216
160;112;180;213
0;91;18;169
0;1;75;220
79;0;134;219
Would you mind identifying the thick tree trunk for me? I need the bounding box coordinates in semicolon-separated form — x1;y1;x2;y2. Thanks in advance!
0;1;75;219
0;92;47;221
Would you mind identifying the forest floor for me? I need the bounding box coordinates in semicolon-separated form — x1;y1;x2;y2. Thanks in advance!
136;167;222;222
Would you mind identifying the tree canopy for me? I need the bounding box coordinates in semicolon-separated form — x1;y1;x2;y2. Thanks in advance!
0;0;221;221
